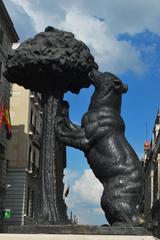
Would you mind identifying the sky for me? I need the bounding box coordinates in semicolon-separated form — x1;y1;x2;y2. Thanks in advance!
3;0;160;225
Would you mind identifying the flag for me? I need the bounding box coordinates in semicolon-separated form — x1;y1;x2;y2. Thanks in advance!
4;107;12;139
0;96;4;130
0;106;4;130
64;185;70;198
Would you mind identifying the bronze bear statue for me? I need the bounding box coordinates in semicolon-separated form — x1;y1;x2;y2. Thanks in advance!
56;69;144;226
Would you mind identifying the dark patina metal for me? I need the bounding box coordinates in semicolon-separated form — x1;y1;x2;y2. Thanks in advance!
4;25;144;227
56;69;144;226
4;26;97;224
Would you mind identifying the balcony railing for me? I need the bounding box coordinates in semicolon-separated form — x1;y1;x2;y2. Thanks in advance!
29;123;37;136
32;134;41;149
28;162;39;178
30;91;42;108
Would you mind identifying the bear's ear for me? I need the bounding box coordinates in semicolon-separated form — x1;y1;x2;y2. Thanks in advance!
122;84;128;93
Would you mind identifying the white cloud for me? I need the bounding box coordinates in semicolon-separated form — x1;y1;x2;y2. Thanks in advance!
66;169;103;206
60;8;146;74
64;168;79;184
93;207;104;216
95;0;160;36
8;0;147;74
9;0;160;36
73;207;106;225
64;168;105;224
63;0;160;36
9;0;61;32
73;169;103;205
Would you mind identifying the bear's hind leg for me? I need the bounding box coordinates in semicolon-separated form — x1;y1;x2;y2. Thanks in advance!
101;190;144;226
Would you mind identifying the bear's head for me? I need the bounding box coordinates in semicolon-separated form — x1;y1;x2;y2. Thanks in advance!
88;69;128;113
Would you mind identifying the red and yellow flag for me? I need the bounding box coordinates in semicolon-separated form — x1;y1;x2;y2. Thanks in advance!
4;107;12;139
0;106;4;129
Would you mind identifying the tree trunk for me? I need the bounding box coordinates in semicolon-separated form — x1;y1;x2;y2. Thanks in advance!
36;90;66;224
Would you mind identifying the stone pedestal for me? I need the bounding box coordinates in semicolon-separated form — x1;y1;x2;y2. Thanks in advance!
0;234;158;240
0;225;158;240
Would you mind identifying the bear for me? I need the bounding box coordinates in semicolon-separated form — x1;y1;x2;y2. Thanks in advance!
56;69;144;226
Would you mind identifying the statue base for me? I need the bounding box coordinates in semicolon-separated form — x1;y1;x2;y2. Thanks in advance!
5;224;151;235
0;234;159;240
0;224;158;239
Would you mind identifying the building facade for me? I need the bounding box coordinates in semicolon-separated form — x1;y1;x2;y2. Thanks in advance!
143;109;160;238
0;0;68;228
143;140;153;223
4;84;68;227
0;0;19;231
4;85;43;226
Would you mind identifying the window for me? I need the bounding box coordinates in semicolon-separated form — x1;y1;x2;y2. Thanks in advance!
0;29;4;45
26;187;30;216
33;150;36;166
31;191;35;218
34;115;37;129
28;145;32;170
26;187;35;218
30;109;33;125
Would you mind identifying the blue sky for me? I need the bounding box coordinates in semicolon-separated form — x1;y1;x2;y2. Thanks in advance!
3;0;160;225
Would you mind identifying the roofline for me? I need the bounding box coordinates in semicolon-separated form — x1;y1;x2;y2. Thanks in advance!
152;107;160;133
0;0;19;41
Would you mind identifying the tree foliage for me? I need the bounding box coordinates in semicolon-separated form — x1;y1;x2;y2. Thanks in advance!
5;26;98;94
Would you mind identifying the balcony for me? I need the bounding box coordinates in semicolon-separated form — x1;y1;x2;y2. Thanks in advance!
29;123;37;136
28;162;39;178
32;134;41;149
30;92;42;109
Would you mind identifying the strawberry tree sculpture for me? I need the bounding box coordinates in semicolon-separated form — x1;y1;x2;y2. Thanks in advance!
5;26;98;224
